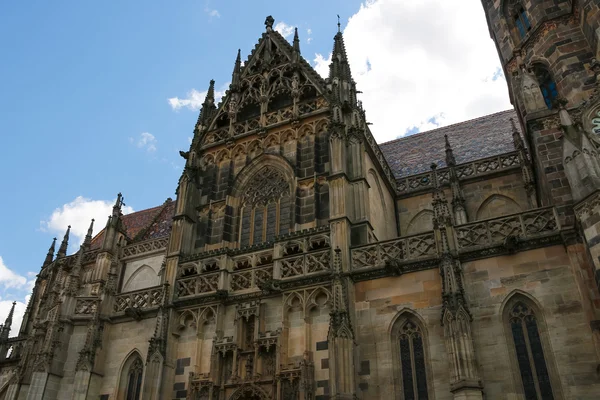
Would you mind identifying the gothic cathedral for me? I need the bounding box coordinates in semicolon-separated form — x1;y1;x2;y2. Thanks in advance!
2;2;600;399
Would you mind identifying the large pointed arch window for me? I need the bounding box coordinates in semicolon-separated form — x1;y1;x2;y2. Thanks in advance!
508;301;554;400
118;353;144;400
392;315;430;400
239;166;292;247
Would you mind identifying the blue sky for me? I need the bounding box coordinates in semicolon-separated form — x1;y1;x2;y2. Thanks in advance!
0;0;511;331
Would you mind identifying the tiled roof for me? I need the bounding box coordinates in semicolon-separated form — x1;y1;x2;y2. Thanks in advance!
379;109;522;179
140;200;175;240
89;199;173;249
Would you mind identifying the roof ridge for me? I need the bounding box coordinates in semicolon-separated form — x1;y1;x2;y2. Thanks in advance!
379;109;517;146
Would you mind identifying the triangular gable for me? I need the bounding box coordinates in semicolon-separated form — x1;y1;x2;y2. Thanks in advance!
205;28;329;133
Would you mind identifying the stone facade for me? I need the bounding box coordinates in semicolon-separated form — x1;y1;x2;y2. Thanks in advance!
1;5;600;399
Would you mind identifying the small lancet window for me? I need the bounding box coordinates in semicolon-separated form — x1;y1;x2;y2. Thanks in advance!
509;302;554;400
514;6;531;38
125;357;143;400
397;320;429;400
533;64;558;109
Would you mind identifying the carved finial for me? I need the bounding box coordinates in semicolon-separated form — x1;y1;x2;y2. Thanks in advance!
444;134;456;167
206;80;215;105
57;225;71;258
265;15;274;31
43;237;57;267
337;14;341;32
83;219;95;247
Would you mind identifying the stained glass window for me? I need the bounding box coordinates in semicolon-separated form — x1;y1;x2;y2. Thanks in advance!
398;321;429;400
239;166;292;246
514;7;531;38
509;302;554;400
533;64;558;109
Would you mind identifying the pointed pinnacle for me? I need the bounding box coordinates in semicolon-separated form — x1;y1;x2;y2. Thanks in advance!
444;134;456;167
43;237;57;267
205;79;215;105
510;118;525;150
231;49;242;89
83;219;95;247
57;225;71;258
293;27;300;53
5;302;16;326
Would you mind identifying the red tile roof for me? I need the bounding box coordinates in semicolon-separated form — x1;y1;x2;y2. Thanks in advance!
89;199;173;249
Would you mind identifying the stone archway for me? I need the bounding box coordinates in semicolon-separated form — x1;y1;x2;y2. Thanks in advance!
229;383;270;400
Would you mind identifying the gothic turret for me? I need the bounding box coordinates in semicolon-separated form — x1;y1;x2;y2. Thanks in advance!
43;237;57;267
231;49;242;89
57;225;71;258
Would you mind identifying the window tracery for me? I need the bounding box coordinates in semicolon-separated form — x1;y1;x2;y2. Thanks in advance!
393;316;430;400
125;357;143;400
239;166;292;246
509;301;554;400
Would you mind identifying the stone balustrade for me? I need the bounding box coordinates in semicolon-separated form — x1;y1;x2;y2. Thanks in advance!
113;285;164;313
455;206;560;253
351;231;437;270
396;151;521;194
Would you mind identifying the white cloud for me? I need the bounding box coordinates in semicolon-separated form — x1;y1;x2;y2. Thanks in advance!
41;196;134;249
168;87;227;111
133;132;157;152
313;0;512;142
205;8;220;18
0;256;28;290
275;21;295;39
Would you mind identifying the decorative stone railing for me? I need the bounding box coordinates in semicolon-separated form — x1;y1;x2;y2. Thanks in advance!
230;265;273;291
121;237;168;259
396;151;520;194
81;249;99;265
280;249;331;278
113;285;164;313
455;206;560;253
74;298;98;315
176;271;220;297
351;231;437;270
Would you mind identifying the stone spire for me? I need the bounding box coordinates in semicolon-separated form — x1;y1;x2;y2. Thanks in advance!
83;219;95;248
4;302;15;328
445;134;456;167
231;49;242;89
43;237;57;267
1;302;16;341
329;27;351;82
57;225;71;258
293;27;300;53
196;79;217;130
